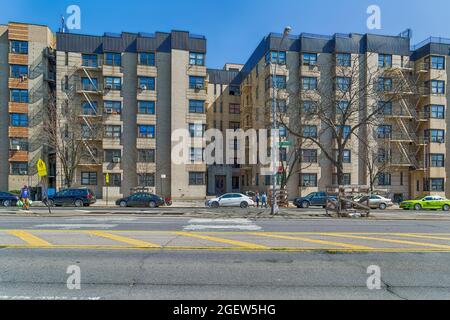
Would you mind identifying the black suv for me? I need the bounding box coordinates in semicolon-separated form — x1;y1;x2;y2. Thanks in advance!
293;192;336;209
116;193;165;208
47;188;96;207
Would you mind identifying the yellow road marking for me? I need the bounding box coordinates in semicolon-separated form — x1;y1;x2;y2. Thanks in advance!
7;230;52;247
85;231;160;248
391;233;450;242
250;233;374;250
321;233;450;250
175;232;269;250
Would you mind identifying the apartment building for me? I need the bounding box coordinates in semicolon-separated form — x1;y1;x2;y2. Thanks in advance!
238;32;450;201
0;22;56;197
206;64;243;195
55;30;207;200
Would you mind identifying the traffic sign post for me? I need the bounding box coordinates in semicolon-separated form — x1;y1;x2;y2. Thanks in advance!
36;159;51;214
105;173;110;206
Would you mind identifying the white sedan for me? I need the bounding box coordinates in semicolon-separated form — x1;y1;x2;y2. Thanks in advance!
357;195;394;210
206;193;255;209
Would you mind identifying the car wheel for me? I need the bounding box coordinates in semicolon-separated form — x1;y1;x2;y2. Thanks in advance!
2;200;11;207
240;202;249;209
74;200;84;208
414;204;422;211
443;205;450;212
301;201;310;209
296;205;301;209
149;201;157;209
119;201;127;208
211;202;220;209
379;203;387;210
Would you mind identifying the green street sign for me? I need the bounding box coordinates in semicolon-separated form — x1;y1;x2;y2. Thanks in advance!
279;141;293;147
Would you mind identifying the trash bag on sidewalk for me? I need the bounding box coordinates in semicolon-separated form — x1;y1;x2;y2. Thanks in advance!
16;200;23;207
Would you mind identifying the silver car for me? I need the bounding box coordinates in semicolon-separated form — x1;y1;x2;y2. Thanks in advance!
357;195;393;210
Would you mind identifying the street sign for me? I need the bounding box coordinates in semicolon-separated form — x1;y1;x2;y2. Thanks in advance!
279;141;292;147
105;173;110;185
37;159;48;177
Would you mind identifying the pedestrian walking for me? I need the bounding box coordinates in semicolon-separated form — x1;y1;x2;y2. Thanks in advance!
261;192;267;208
20;185;30;211
255;192;260;208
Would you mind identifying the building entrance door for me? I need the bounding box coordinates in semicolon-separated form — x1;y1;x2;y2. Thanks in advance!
215;176;227;196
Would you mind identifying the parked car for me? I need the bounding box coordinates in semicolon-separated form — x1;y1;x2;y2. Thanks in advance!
116;193;165;208
0;192;19;207
400;196;450;211
356;195;394;210
46;188;96;207
293;192;336;209
206;193;255;208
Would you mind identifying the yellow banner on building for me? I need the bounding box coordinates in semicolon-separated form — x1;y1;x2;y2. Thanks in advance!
37;159;48;177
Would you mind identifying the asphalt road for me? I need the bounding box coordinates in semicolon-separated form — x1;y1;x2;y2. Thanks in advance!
0;215;450;300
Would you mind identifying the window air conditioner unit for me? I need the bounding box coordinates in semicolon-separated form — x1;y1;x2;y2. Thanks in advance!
112;157;121;163
195;84;204;90
105;108;113;114
140;84;148;91
21;74;28;81
15;145;21;151
105;84;113;90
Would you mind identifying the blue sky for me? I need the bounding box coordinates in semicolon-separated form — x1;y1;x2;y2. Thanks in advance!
1;0;450;68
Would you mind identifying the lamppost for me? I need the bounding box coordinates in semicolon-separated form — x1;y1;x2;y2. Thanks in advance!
271;26;292;215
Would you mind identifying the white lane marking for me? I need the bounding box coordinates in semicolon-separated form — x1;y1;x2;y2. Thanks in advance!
183;218;262;231
0;296;101;300
75;210;92;213
66;217;137;222
33;224;117;230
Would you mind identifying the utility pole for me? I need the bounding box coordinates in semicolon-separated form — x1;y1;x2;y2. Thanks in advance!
271;26;292;215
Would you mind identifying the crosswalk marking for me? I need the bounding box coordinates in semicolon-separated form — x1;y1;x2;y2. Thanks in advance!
391;233;450;242
251;233;374;250
85;231;161;248
183;219;262;231
321;233;450;250
175;232;269;250
7;230;52;247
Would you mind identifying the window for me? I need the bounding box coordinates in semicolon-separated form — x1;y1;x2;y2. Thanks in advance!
104;150;121;162
336;77;351;92
105;125;122;138
10;40;28;54
266;75;287;89
378;173;391;186
139;77;155;91
377;125;392;139
229;103;240;114
279;126;287;137
104;52;121;66
229;85;241;96
189;124;206;137
189;172;205;185
189;76;205;90
189;100;205;113
378;101;392;115
82;101;98;115
10;138;28;151
302;53;318;66
189;52;205;66
300;174;317;187
104;101;122;114
138;149;155;163
301;77;317;91
301;149;318;163
336;126;351;139
425;178;445;192
10;65;28;78
190;148;204;162
431;56;445;70
10;113;28;127
378;54;392;68
105;77;122;90
138;125;155;138
378;149;390;163
431;80;445;94
11;162;28;175
10;89;28;103
430;154;445;167
336;100;349;114
139;174;155;187
424;105;445;119
266;51;286;65
425;129;445;143
108;173;122;187
378;78;393;92
81;77;98;91
230;122;240;131
82;54;98;67
334;150;351;163
280;148;287;162
333;173;351;186
303;125;317;138
302;101;316;113
81;172;97;185
138;101;155;114
139;52;155;66
336;53;351;67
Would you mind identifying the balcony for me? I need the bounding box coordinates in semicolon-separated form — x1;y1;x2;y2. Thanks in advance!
76;83;103;95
